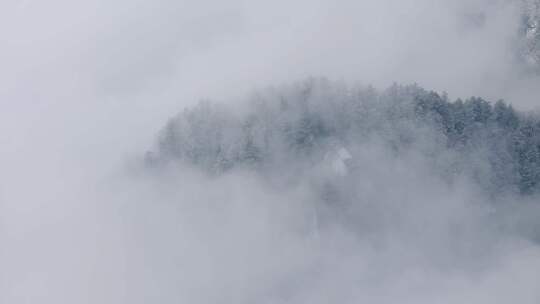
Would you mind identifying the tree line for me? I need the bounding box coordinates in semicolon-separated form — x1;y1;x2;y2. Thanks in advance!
148;78;540;196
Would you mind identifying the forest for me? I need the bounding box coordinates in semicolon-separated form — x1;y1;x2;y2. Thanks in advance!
148;78;540;197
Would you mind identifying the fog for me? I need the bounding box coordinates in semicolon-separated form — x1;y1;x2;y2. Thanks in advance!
1;0;540;303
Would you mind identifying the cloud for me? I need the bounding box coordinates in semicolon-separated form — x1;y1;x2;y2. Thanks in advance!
1;0;540;303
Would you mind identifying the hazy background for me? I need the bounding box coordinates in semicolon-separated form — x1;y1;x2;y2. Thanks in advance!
1;0;540;303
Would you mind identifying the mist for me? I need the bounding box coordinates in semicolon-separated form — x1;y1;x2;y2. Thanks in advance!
1;0;540;303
